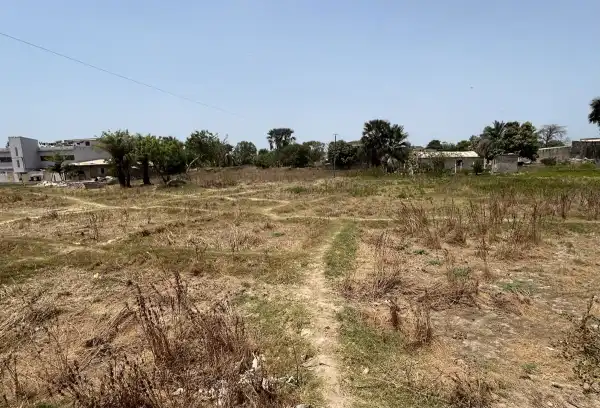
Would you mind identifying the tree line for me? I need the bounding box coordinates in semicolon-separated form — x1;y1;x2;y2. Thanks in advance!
92;98;600;187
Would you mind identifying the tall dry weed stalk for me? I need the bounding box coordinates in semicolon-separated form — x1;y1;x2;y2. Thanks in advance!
34;273;296;408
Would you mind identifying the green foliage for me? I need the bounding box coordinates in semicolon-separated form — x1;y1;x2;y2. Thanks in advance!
426;139;443;150
98;129;136;187
148;136;187;183
233;141;257;165
325;222;358;278
540;157;557;166
328;140;359;169
302;141;326;164
361;119;410;166
267;128;295;150
455;139;472;151
472;159;484;175
133;133;154;185
254;150;276;168
589;98;600;128
185;130;229;167
278;143;311;168
478;120;540;160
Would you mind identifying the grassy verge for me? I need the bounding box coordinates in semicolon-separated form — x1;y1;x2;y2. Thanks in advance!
240;294;323;406
338;308;445;408
324;222;359;278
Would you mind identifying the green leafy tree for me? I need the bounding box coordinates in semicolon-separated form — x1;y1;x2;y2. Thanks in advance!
589;98;600;129
361;119;410;166
233;141;257;165
455;140;472;151
267;128;295;150
278;143;311;168
503;121;539;160
302;141;326;164
49;153;65;174
185;130;224;167
537;124;568;148
148;136;187;184
98;129;135;187
478;120;539;160
327;140;359;169
134;133;154;185
254;150;276;168
426;139;443;150
472;159;484;175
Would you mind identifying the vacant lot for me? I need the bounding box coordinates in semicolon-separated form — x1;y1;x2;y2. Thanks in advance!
1;168;600;408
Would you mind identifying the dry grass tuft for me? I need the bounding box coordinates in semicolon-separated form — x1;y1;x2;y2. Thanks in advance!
449;369;494;408
561;295;600;393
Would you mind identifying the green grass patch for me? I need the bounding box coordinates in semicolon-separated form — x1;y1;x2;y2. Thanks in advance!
324;222;359;278
241;294;323;406
499;279;536;296
338;308;444;408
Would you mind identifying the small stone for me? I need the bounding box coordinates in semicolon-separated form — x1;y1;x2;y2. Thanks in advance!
362;367;370;374
300;328;312;337
172;388;184;396
295;405;311;408
583;382;590;391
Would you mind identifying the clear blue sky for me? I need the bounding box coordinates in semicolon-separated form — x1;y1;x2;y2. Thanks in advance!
1;0;599;148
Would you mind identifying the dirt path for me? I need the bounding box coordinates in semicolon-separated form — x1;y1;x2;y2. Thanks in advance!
296;225;349;408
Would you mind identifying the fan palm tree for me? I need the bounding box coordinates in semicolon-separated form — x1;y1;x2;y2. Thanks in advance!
361;119;409;166
589;98;600;128
98;130;135;187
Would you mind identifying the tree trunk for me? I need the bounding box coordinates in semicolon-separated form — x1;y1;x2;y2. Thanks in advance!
116;163;126;187
142;159;151;185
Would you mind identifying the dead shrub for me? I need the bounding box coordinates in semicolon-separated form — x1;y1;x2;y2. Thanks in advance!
561;296;600;393
38;273;296;408
449;370;493;408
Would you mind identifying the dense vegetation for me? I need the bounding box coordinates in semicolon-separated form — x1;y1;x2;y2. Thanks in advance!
96;99;600;187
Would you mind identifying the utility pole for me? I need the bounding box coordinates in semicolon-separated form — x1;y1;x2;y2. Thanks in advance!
332;133;338;178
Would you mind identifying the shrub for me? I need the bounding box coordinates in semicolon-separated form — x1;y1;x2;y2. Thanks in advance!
540;157;557;166
472;159;484;175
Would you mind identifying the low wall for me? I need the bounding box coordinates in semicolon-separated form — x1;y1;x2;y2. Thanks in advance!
538;146;571;161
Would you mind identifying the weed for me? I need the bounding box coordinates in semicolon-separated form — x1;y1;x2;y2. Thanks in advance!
428;259;442;266
413;249;428;255
521;363;538;375
325;222;358;278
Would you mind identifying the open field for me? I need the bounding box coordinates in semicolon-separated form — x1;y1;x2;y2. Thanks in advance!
1;167;600;408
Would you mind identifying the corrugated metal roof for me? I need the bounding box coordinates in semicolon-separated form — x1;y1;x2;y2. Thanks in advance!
71;159;109;166
416;150;479;159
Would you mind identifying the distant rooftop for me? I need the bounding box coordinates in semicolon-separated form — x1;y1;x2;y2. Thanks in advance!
580;138;600;142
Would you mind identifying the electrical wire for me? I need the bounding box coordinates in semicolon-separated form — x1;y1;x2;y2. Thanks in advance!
0;31;241;116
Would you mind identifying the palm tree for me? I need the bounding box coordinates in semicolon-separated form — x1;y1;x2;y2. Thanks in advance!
98;130;135;187
589;98;600;128
477;120;505;160
361;119;409;166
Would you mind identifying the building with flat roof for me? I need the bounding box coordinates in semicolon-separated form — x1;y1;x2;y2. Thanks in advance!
0;136;111;182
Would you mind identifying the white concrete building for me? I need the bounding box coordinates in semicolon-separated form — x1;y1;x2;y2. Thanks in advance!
0;136;111;182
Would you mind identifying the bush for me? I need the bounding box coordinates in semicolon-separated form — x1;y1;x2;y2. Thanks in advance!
472;159;484;175
254;151;276;168
279;144;311;168
540;157;557;166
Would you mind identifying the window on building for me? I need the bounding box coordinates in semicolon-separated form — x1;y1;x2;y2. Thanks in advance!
85;141;90;146
0;157;11;163
16;159;20;168
65;155;75;160
15;147;19;157
100;167;105;174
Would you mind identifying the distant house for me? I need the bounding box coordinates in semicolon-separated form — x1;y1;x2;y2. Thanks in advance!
416;151;480;173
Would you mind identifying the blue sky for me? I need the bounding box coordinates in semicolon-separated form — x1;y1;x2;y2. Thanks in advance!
1;0;599;148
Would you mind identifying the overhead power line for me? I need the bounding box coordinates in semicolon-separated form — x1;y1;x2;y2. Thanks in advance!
0;31;240;116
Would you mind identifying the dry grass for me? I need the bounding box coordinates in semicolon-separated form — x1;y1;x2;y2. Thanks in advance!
3;169;600;407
